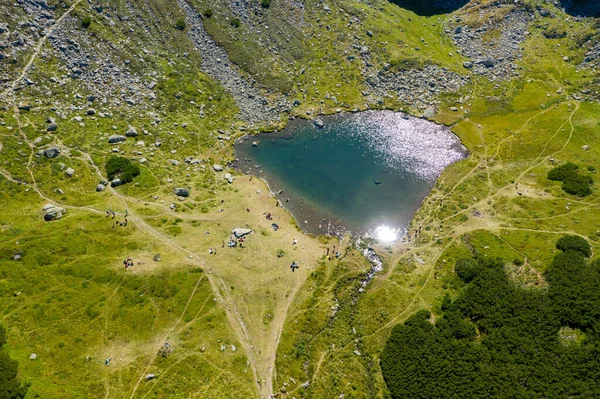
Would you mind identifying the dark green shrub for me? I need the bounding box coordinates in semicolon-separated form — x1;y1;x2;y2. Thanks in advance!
105;156;140;184
381;245;600;399
548;162;593;197
203;9;213;18
261;0;271;8
230;18;241;27
81;15;92;28
513;258;523;266
0;325;28;398
562;174;593;196
548;162;579;181
556;235;591;257
175;18;186;31
455;258;478;283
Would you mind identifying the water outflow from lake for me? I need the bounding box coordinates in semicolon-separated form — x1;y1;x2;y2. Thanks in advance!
234;111;467;242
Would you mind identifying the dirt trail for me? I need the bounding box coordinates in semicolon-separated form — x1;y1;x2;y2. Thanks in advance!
1;0;84;99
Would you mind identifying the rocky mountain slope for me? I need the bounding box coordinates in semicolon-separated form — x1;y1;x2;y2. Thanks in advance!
1;0;600;398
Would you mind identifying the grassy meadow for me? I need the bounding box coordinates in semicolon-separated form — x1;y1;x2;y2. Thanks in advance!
0;0;599;398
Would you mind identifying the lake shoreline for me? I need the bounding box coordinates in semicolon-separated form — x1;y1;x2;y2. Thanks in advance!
233;110;468;244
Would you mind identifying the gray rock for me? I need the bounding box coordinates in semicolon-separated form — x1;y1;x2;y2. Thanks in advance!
480;59;495;68
96;184;106;192
423;107;436;119
108;135;127;144
313;118;325;128
173;187;189;197
463;61;473;69
231;228;252;238
29;353;37;360
110;179;122;187
145;374;155;381
302;381;310;389
86;108;96;115
43;204;66;221
44;147;60;158
47;123;58;132
212;164;223;172
125;126;138;137
65;167;75;177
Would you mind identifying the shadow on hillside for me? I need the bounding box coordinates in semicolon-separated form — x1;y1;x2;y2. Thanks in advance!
559;0;600;17
388;0;470;16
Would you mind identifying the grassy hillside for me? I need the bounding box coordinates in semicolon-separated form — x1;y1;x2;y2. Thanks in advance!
0;0;600;398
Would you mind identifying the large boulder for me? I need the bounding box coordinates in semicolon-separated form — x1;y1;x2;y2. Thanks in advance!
65;167;75;177
212;164;223;172
125;126;138;137
43;204;66;221
232;228;252;238
173;187;189;197
108;135;127;144
44;147;60;158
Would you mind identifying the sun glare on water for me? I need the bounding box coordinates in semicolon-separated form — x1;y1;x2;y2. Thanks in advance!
374;225;400;243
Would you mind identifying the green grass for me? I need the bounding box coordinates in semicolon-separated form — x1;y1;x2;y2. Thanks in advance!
2;0;600;397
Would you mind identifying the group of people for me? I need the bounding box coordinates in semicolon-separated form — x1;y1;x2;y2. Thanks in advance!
107;209;128;227
227;236;246;248
208;248;217;255
325;246;341;260
123;257;134;269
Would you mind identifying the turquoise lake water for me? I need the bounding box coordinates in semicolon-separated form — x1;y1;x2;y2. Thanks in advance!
234;111;467;241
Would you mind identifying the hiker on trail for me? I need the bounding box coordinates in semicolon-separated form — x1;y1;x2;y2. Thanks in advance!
250;175;253;181
213;248;217;255
106;211;110;218
222;241;225;248
290;262;299;272
326;247;330;256
247;208;250;212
